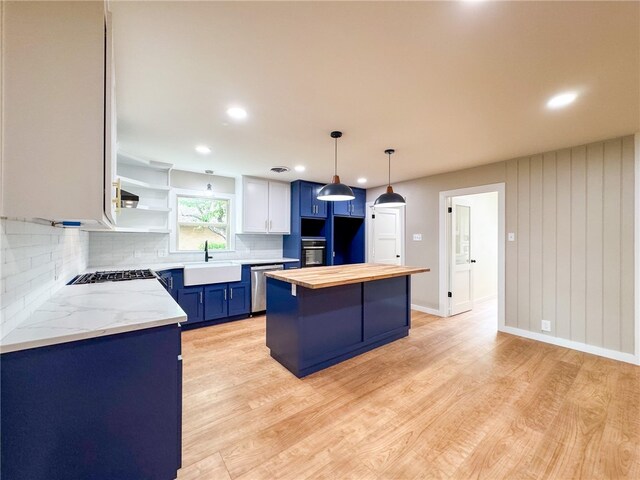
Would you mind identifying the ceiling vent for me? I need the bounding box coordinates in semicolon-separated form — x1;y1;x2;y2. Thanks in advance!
270;166;290;173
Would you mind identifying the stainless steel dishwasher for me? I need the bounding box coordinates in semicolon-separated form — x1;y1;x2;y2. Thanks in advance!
251;264;284;313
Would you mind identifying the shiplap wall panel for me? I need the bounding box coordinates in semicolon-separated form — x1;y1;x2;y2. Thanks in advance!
542;152;557;336
517;158;531;331
555;149;572;340
570;146;587;344
505;159;519;328
621;136;635;354
529;155;544;333
586;143;605;347
603;139;622;351
505;136;635;354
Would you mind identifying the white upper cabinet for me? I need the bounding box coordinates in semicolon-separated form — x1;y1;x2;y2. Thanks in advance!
241;178;270;233
1;1;117;227
267;181;291;234
237;177;290;234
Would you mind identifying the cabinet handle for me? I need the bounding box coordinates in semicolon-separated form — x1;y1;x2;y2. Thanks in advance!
199;291;203;304
265;219;268;230
169;277;173;289
111;178;121;213
269;220;272;230
224;289;227;300
230;288;233;300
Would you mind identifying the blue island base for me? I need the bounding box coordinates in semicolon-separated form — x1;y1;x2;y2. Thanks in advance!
266;275;411;378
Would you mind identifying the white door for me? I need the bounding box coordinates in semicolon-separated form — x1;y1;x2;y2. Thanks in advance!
371;207;402;265
449;198;473;315
242;178;269;232
268;181;290;234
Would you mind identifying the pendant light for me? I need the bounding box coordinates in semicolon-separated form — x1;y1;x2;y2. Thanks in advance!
317;131;355;201
204;170;214;196
374;149;406;207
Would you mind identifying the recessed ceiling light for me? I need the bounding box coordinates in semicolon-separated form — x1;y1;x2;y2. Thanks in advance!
195;145;211;154
294;165;306;172
357;178;367;184
546;91;578;109
226;107;248;120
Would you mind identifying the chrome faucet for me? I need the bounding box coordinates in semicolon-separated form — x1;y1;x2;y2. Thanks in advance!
204;240;212;262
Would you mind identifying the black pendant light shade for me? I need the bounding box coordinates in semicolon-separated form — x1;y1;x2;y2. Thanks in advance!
374;149;406;207
317;131;355;202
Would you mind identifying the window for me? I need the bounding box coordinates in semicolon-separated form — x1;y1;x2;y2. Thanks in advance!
176;195;230;251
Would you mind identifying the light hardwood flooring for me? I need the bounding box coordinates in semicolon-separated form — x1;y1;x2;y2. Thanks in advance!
178;302;640;479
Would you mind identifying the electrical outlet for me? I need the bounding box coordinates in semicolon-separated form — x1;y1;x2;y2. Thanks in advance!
508;232;516;242
541;320;551;332
413;233;422;241
157;249;167;257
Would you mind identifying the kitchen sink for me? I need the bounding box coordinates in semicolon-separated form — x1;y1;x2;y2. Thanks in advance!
183;262;241;286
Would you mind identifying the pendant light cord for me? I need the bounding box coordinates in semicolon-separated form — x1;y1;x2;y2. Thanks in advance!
334;137;338;176
388;152;391;186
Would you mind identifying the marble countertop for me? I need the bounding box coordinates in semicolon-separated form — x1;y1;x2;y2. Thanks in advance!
0;279;187;354
85;257;300;273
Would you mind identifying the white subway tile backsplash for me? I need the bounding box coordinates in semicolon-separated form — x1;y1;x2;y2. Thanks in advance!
0;219;89;338
88;232;284;267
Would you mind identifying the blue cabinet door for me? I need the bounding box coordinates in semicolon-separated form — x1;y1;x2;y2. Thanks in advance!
157;270;180;300
332;199;351;216
204;284;228;321
299;182;315;217
313;183;328;218
178;287;203;324
228;282;250;316
351;188;366;217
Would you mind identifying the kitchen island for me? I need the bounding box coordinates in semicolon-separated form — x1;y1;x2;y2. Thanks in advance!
265;263;429;377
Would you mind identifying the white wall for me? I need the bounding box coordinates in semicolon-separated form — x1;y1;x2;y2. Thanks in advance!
367;135;636;357
456;192;498;303
0;219;89;337
88;232;283;267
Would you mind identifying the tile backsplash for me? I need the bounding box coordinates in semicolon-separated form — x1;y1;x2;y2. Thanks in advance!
89;232;284;267
1;219;89;337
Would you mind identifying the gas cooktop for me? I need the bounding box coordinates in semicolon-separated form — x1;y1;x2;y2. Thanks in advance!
71;269;157;285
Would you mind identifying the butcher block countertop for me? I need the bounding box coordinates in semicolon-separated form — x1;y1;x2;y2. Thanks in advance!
265;263;430;289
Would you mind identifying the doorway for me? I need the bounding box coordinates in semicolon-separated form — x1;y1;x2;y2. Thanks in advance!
439;183;505;328
366;204;405;265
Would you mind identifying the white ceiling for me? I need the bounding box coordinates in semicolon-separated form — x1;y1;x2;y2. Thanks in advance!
112;1;639;188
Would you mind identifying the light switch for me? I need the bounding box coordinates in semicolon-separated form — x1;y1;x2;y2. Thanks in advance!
291;284;297;296
508;233;516;242
413;233;423;241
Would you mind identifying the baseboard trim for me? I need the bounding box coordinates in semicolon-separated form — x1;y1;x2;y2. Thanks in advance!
411;304;443;317
499;325;640;366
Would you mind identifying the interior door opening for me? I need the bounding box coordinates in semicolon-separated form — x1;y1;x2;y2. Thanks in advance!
439;184;505;330
447;191;498;316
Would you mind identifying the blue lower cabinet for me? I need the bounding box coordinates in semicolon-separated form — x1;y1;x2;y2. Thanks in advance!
228;282;250;316
1;325;182;480
157;269;182;300
204;284;228;321
178;287;203;324
284;262;300;270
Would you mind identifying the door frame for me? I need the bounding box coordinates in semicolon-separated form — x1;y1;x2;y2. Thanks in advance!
438;183;505;330
365;202;405;265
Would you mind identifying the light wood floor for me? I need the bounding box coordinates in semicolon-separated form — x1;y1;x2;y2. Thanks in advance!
178;302;640;479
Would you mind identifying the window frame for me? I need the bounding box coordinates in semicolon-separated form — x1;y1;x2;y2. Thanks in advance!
169;188;235;253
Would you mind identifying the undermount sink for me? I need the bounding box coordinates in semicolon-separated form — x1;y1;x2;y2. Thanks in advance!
183;262;241;286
